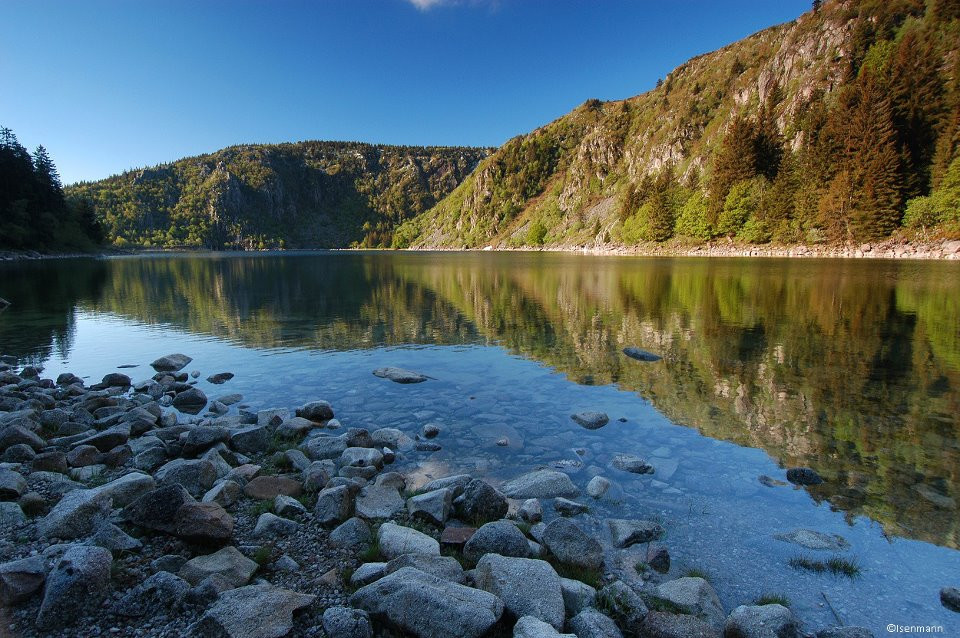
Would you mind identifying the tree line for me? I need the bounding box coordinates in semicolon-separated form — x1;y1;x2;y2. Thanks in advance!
0;126;102;251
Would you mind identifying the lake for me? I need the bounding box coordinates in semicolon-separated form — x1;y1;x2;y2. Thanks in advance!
1;251;958;633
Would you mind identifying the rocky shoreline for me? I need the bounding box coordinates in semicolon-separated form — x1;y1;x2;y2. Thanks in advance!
0;354;944;637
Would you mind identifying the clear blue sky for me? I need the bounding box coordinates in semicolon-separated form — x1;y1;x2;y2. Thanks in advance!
2;0;809;184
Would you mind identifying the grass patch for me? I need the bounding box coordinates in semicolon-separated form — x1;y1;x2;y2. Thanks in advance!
441;547;475;570
544;556;602;589
249;500;273;516
755;593;791;607
514;521;532;536
788;555;861;579
252;545;274;566
357;540;382;563
644;595;688;615
634;561;651;573
684;567;711;582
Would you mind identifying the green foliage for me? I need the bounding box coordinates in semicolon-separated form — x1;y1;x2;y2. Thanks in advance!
717;178;766;237
788;555;862;579
755;593;791;607
674;190;712;239
526;219;548;245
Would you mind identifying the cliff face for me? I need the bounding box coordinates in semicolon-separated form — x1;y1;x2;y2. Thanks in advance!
394;0;960;248
69;142;490;249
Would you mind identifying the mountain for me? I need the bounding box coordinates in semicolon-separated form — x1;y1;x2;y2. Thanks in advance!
395;0;960;249
68;142;490;249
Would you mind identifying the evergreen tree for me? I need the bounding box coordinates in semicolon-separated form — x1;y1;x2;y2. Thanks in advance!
710;114;758;222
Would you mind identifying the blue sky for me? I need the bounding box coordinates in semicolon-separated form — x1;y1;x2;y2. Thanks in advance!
2;0;809;184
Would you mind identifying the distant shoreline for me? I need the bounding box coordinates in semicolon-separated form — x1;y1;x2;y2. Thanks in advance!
3;237;960;262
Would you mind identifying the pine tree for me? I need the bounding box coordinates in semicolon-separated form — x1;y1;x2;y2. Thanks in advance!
710;114;758;222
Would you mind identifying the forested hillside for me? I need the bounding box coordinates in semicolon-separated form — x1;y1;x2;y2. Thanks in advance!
68;143;489;249
0;127;102;252
395;0;960;249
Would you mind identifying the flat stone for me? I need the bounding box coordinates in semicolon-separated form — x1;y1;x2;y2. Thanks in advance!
773;529;850;551
622;347;662;362
501;470;579;499
377;521;440;559
179;546;258;588
151;354;192;372
373;367;429;384
440;525;476;549
191;584;315;638
355;484;405;519
554;498;589;516
243;475;302;500
0;556;46;604
612;454;654;474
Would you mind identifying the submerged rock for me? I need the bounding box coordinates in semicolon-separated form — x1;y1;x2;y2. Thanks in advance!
608;519;665;548
941;586;960;612
612;454;654;474
372;367;430;384
773;529;849;551
571;411;609;430
622;347;662;362
501;469;579;499
151;353;192;372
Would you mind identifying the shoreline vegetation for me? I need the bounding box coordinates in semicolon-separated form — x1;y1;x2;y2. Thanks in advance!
3;236;960;262
0;354;896;637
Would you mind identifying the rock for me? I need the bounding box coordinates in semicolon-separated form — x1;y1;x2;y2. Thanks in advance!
474;554;564;630
2;443;35;463
155;458;217;497
206;372;234;384
322;606;373;638
356;484;405;519
441;525;477;550
90;521;142;552
408;487;454;525
571;412;609;430
0;424;45;451
179;546;258;588
653;577;724;627
559;577;596;616
340;446;384;468
586;476;611;498
0;468;26;499
351;566;503;638
123;484;194;534
172;387;208;414
0;556;46;604
941;586;960;612
257;408;290;428
640;611;721;637
554;498;589;516
75;424;130;452
501;470;579;499
373;367;429;383
514;615;577;637
377;521;440;559
456;478;508;523
649;547;671;573
90;471;156;506
608;518;665;548
203;480;243;508
181;426;230;457
773;529;849;551
622;347;662;362
151;353;192;372
36;545;112;630
372;427;414;450
39;488;112;539
254;512;299;537
519;498;543;523
569;608;624;638
273;494;307;517
244;475;302;500
303;435;348;460
191;583;315;638
724;604;797;638
422;424;441;438
275;416;313;438
815;629;875;638
32;450;69;474
786;467;823;486
422;474;472;497
598;580;648;627
297;400;334;422
315;484;354;526
113;571;190;617
612;454;654;474
230;425;271;454
351;562;387;587
152;554;187;573
101;372;131;387
385;554;465;583
175;501;234;542
330;517;372;549
541;518;603;570
464;520;533;562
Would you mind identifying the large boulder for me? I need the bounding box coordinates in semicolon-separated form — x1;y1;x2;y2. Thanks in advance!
90;472;155;507
723;604;798;638
190;584;315;638
36;545;112;630
298;401;335;422
474;554;564;630
463;521;533;563
408;487;453;525
231;425;271;455
174;501;234;542
151;353;192;372
652;577;724;627
0;556;46;604
314;484;354;526
560;577;596;616
39;488;112;539
377;522;440;559
641;611;721;637
501;470;579;499
384;554;465;584
598;581;648;628
355;484;405;519
179;546;258;589
123;484;194;534
514;616;577;637
322;606;373;638
351;566;503;638
541;518;603;570
155;458;217;497
172;387;208;414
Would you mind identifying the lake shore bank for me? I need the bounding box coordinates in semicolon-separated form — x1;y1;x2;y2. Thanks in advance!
3;237;960;262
